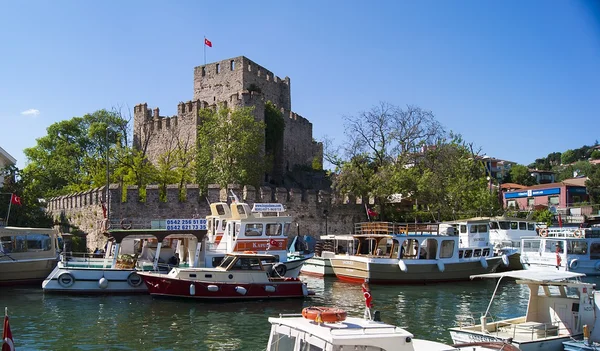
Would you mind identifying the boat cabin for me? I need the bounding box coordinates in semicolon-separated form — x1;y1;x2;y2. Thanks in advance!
0;226;60;258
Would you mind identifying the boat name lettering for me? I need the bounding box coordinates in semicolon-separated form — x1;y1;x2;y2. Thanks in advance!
166;219;207;231
342;261;354;265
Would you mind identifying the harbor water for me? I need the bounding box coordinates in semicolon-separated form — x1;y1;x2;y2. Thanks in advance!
3;275;593;351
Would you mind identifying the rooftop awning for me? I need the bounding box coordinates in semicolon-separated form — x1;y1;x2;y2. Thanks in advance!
471;270;585;283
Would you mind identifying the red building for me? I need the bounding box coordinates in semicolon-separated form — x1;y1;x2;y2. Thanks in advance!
503;177;589;211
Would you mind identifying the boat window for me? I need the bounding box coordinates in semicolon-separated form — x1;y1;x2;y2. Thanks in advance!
464;250;473;258
218;256;236;268
440;240;454;258
231;257;262;270
499;221;510;230
460;225;467;233
510;222;518;230
26;234;52;251
545;240;563;253
528;223;535;231
283;223;291;236
265;223;281;236
220;220;227;232
489;222;499;230
568;241;588;255
483;248;490;256
590;243;600;260
522;240;540;252
478;225;488;233
469;225;477;233
215;204;227;215
269;332;296;351
473;249;482;257
458;250;464;258
519;222;527;230
245;224;264;236
423;238;438;259
211;256;224;267
6;236;28;253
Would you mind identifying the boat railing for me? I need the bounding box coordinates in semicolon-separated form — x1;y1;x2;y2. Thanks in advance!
355;222;440;235
498;321;560;340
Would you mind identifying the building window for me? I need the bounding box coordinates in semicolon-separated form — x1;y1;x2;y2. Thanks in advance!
548;196;559;206
527;198;534;208
201;67;206;77
572;195;582;204
230;60;235;70
507;200;517;208
216;63;220;74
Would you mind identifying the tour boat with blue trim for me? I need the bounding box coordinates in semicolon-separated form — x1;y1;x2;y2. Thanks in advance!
138;252;311;300
0;226;61;285
520;226;600;275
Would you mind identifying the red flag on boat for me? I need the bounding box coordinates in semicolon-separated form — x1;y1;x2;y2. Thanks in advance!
269;238;279;247
10;194;21;206
361;281;373;308
2;308;15;351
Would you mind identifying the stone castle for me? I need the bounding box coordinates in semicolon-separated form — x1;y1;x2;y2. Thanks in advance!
133;56;323;182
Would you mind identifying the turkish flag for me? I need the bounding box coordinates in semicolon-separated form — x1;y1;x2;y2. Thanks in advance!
10;194;21;206
269;239;279;247
2;310;15;351
204;38;212;47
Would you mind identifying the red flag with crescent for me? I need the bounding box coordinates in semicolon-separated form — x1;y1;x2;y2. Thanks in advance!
362;282;373;308
269;239;279;247
2;309;15;351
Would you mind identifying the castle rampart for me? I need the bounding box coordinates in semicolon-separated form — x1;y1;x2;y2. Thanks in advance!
47;184;366;252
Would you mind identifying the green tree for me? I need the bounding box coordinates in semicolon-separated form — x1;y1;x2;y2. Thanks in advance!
22;109;128;198
556;161;594;181
587;164;600;204
0;165;53;227
507;165;536;186
196;106;266;188
591;150;600;160
561;149;577;165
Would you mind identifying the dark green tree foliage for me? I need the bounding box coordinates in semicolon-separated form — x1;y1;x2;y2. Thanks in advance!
264;101;285;176
506;164;536;186
0;165;53;227
591;150;600;160
586;164;600;204
23;110;128;198
556;161;594;181
196;106;266;188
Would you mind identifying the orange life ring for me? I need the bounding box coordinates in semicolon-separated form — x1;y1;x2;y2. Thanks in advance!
574;230;584;238
539;229;548;237
243;251;257;254
302;306;347;323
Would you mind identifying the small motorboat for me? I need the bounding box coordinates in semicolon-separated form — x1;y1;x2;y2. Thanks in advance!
138;252;312;300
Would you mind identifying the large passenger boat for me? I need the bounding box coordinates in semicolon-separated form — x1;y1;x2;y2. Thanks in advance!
328;222;505;284
138;252;311;300
449;270;595;351
0;226;61;285
520;226;600;275
202;201;312;277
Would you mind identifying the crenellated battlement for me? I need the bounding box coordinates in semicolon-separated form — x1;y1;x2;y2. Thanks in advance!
47;183;366;251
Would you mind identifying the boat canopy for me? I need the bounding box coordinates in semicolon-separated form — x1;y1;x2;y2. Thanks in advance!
106;229;207;243
471;270;585;282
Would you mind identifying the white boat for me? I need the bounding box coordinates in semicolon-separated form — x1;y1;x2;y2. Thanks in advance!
520;226;600;275
300;234;355;277
201;201;312;277
328;222;506;284
449;270;595;351
42;228;205;293
0;226;61;285
267;284;518;351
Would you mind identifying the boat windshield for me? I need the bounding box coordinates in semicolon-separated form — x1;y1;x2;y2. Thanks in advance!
218;255;237;268
1;233;53;253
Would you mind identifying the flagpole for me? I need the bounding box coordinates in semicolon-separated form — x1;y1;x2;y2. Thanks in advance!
204;36;206;66
5;193;13;226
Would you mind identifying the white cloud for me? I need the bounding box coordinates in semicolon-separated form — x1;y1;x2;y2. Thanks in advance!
21;108;40;116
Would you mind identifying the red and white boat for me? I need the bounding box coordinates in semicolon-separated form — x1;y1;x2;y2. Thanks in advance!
138;252;312;300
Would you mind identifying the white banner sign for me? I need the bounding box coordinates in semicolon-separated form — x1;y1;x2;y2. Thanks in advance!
252;203;285;213
165;219;207;231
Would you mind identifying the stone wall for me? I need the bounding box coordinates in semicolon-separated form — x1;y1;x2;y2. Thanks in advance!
47;184;367;252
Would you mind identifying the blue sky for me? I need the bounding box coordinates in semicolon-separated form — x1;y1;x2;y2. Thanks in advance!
1;1;599;170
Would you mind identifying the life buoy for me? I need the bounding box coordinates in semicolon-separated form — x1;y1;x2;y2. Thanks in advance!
539;229;548;237
570;259;579;270
272;263;287;277
243;251;257;254
574;230;584;238
127;272;143;287
120;218;132;230
302;306;347;323
57;272;75;288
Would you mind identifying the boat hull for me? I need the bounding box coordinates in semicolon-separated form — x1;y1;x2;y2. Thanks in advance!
0;258;57;285
330;257;503;284
140;273;307;300
300;256;334;277
42;266;148;293
450;328;578;351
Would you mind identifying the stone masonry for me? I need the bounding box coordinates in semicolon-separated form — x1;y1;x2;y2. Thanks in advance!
133;56;323;182
47;184;367;251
